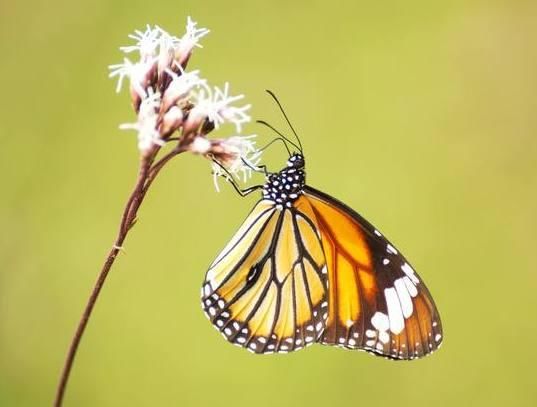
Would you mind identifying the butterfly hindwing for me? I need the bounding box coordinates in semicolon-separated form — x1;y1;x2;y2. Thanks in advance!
304;186;443;360
201;197;329;354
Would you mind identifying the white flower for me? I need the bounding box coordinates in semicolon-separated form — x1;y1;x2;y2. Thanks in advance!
109;18;210;100
190;136;212;155
214;83;251;132
161;106;184;136
177;16;210;56
108;58;133;94
119;24;163;61
157;31;179;74
108;57;156;98
161;66;206;112
119;89;164;153
211;135;261;191
108;16;256;166
191;83;251;132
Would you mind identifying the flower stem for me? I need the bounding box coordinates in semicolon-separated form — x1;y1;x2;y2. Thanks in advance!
53;148;182;407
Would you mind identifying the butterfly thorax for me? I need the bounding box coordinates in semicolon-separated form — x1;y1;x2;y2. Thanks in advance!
262;153;306;209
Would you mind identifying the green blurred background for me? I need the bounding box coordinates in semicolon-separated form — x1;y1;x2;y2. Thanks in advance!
1;0;536;405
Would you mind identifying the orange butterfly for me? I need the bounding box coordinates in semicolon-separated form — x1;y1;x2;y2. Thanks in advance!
201;95;442;360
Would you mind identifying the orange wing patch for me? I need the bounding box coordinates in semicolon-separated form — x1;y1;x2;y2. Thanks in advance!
305;193;376;344
307;195;373;269
304;187;443;359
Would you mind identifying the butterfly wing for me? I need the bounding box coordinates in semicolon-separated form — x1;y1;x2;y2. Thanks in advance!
304;186;443;360
201;197;328;354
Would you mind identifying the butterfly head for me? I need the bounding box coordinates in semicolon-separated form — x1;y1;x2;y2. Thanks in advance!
263;154;306;209
287;153;305;170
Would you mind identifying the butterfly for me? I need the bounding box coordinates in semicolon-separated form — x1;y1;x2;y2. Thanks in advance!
201;95;443;360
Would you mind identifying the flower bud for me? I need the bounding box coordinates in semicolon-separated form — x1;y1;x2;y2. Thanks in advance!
160;69;204;114
174;16;209;69
160;106;184;137
190;136;212;155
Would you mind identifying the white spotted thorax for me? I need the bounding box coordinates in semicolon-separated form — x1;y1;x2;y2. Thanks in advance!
262;153;306;209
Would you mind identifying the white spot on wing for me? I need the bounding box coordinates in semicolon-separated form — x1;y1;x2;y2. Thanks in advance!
394;278;413;318
401;262;419;284
387;244;398;255
403;276;418;297
385;287;405;334
371;312;389;332
379;331;390;344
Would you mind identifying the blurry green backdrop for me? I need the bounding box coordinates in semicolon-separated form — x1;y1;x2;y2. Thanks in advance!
1;0;536;406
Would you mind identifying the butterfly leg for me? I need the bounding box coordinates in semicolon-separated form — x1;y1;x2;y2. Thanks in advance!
211;158;263;197
240;158;269;176
230;183;263;197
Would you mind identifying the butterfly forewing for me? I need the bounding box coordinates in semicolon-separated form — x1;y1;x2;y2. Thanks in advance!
304;186;443;360
201;197;329;354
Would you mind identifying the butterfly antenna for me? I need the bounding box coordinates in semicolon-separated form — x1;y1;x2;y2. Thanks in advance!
257;136;292;156
256;119;300;154
265;89;303;153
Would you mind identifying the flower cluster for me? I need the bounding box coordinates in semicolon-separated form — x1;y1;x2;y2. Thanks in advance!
108;17;261;187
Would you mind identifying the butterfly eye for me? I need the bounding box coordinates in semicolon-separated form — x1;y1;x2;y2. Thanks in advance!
287;154;305;169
